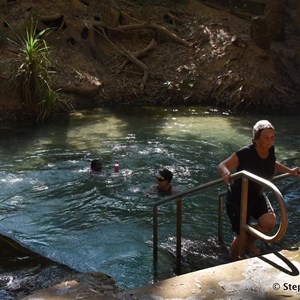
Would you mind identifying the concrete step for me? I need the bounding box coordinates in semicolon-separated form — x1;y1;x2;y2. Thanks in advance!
22;247;300;300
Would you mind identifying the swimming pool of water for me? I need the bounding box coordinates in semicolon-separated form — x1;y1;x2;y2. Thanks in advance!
0;106;300;290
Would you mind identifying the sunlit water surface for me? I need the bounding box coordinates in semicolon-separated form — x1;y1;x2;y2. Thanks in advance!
0;106;300;290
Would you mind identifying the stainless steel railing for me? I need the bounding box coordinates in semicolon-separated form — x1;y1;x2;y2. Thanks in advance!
153;171;292;273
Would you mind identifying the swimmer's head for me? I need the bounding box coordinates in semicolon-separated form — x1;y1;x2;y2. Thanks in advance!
156;168;173;183
91;159;102;172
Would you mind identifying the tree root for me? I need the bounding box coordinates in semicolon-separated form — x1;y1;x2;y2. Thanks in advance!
59;85;101;97
95;21;191;47
90;11;190;89
118;38;157;72
121;48;149;90
40;6;190;92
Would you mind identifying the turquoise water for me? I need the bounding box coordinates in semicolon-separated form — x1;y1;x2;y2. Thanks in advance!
0;106;300;289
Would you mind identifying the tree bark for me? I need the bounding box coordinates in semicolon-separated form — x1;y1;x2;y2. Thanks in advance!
250;16;270;49
295;1;300;33
265;0;285;41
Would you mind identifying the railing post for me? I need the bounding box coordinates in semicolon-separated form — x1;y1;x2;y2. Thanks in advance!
176;197;182;274
218;193;225;242
153;205;158;265
239;177;249;259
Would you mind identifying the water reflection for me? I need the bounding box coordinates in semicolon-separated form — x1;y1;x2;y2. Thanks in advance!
0;106;299;292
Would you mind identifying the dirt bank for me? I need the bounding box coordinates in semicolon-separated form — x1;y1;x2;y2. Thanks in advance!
0;0;299;121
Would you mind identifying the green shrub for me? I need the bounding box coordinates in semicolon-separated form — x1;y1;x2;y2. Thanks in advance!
10;19;73;122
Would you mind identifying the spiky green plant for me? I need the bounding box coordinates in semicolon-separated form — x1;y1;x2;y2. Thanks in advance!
10;19;72;122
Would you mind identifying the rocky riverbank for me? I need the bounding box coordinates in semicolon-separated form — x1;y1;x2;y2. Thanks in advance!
0;234;121;299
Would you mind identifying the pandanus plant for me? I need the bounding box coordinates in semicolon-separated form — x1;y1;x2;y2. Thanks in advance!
10;18;72;122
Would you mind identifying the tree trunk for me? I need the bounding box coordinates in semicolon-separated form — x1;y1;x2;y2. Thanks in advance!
295;1;300;33
250;16;270;49
264;0;285;41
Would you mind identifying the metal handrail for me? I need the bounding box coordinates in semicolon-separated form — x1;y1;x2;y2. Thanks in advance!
217;172;292;242
153;171;292;273
153;177;224;207
153;177;225;273
231;171;288;243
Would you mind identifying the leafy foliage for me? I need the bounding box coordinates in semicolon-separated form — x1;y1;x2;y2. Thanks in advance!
10;19;73;122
